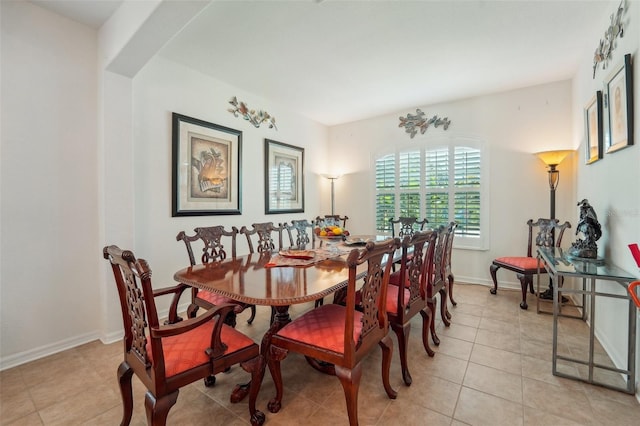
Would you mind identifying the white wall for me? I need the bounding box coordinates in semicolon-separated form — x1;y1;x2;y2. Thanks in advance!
329;80;577;287
1;1;101;363
572;0;640;386
130;56;329;313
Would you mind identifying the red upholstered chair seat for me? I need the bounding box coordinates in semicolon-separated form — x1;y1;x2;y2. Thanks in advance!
197;290;246;312
276;304;363;354
386;284;410;314
147;320;256;377
493;256;542;272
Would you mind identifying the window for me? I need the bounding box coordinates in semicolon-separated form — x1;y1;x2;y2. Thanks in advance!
374;138;488;250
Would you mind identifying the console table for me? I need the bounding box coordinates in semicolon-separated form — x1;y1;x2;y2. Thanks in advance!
536;247;637;394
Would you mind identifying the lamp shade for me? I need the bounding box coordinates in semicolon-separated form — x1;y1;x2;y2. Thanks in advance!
535;150;574;166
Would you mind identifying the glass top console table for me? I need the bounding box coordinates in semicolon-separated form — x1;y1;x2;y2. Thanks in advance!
536;247;637;394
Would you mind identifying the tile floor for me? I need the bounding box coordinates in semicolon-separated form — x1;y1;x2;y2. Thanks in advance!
2;283;640;425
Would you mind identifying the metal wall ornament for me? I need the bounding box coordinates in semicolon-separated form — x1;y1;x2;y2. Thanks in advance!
398;109;451;138
592;1;625;79
228;96;277;130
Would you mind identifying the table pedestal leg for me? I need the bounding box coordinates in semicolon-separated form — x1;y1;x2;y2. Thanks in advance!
231;305;292;404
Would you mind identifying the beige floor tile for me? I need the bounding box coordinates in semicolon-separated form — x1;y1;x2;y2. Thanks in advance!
0;389;37;425
378;398;452;426
435;322;478;342
470;343;522;375
463;362;522;404
432;335;474;361
454;386;524;426
475;328;521;353
448;312;481;328
2;412;44;426
589;395;640;426
521;377;594;424
523;405;587;426
420;352;469;384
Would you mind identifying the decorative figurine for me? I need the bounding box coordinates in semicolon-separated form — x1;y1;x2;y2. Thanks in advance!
568;199;602;259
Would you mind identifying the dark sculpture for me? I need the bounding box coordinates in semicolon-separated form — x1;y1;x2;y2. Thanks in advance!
568;199;602;259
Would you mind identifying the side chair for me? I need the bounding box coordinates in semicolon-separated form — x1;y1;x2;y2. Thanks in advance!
489;218;571;309
389;216;429;238
284;219;316;248
103;245;265;426
444;221;458;309
266;238;400;426
387;230;438;384
176;226;257;326
240;222;286;253
427;224;453;347
316;214;349;229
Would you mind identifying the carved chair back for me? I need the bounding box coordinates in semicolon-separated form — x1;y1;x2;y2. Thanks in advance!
177;225;238;266
389;217;429;238
240;222;286;253
285;219;316;248
528;218;572;256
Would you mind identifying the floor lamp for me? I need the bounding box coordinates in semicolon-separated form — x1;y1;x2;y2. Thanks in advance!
325;175;341;216
535;149;573;299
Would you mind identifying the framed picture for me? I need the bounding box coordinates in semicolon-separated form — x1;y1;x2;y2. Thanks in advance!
264;139;304;214
604;53;634;153
172;113;242;216
584;91;603;164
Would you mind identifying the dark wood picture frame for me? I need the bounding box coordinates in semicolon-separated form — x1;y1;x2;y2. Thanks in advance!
604;53;634;154
172;113;242;216
585;91;603;164
264;139;304;214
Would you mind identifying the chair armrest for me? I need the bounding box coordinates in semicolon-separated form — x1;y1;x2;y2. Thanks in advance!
153;283;190;324
150;303;236;339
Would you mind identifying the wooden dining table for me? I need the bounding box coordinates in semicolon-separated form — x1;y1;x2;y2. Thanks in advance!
173;236;391;401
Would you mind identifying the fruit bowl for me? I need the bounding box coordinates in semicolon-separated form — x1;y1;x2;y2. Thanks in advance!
314;225;350;239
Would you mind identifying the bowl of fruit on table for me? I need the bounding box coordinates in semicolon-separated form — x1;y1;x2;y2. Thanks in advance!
314;225;350;240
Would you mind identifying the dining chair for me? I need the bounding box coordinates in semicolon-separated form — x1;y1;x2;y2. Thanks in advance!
176;226;256;326
284;219;316;248
103;245;265;426
489;218;571;309
426;223;453;347
444;221;458;311
266;238;400;426
387;230;438;385
316;214;349;229
389;216;429;238
240;222;286;253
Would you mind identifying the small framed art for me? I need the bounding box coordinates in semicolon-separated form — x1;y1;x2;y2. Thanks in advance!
585;91;603;164
264;139;304;214
172;113;242;216
604;53;634;153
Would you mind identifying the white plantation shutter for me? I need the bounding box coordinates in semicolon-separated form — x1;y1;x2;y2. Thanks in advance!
374;139;487;249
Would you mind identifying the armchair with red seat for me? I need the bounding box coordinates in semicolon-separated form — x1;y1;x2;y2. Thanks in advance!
103;245;265;426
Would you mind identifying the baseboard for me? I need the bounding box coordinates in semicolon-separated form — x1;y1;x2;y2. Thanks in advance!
0;302;190;371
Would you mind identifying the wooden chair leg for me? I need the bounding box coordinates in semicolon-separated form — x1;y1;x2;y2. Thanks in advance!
516;274;529;310
489;263;500;295
186;303;199;318
335;364;362;426
246;305;257;324
419;308;435;357
144;390;178;426
241;356;266;426
378;334;398;399
267;345;288;414
428;300;440;346
439;289;451;326
391;322;412;386
117;362;134;426
448;273;457;306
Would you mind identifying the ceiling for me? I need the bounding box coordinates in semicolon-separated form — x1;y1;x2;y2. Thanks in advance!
30;0;612;126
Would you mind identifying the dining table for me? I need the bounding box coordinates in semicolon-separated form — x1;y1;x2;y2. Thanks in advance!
173;235;393;401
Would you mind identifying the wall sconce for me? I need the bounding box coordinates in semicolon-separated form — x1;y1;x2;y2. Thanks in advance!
228;96;277;130
535;150;573;219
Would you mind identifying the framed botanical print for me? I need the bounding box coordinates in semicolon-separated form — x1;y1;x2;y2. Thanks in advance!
264;139;304;214
584;91;603;164
172;113;242;216
604;53;634;153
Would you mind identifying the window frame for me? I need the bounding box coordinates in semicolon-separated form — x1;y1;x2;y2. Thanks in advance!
373;135;489;250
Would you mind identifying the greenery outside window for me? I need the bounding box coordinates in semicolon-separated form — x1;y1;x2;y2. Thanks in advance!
375;137;488;250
